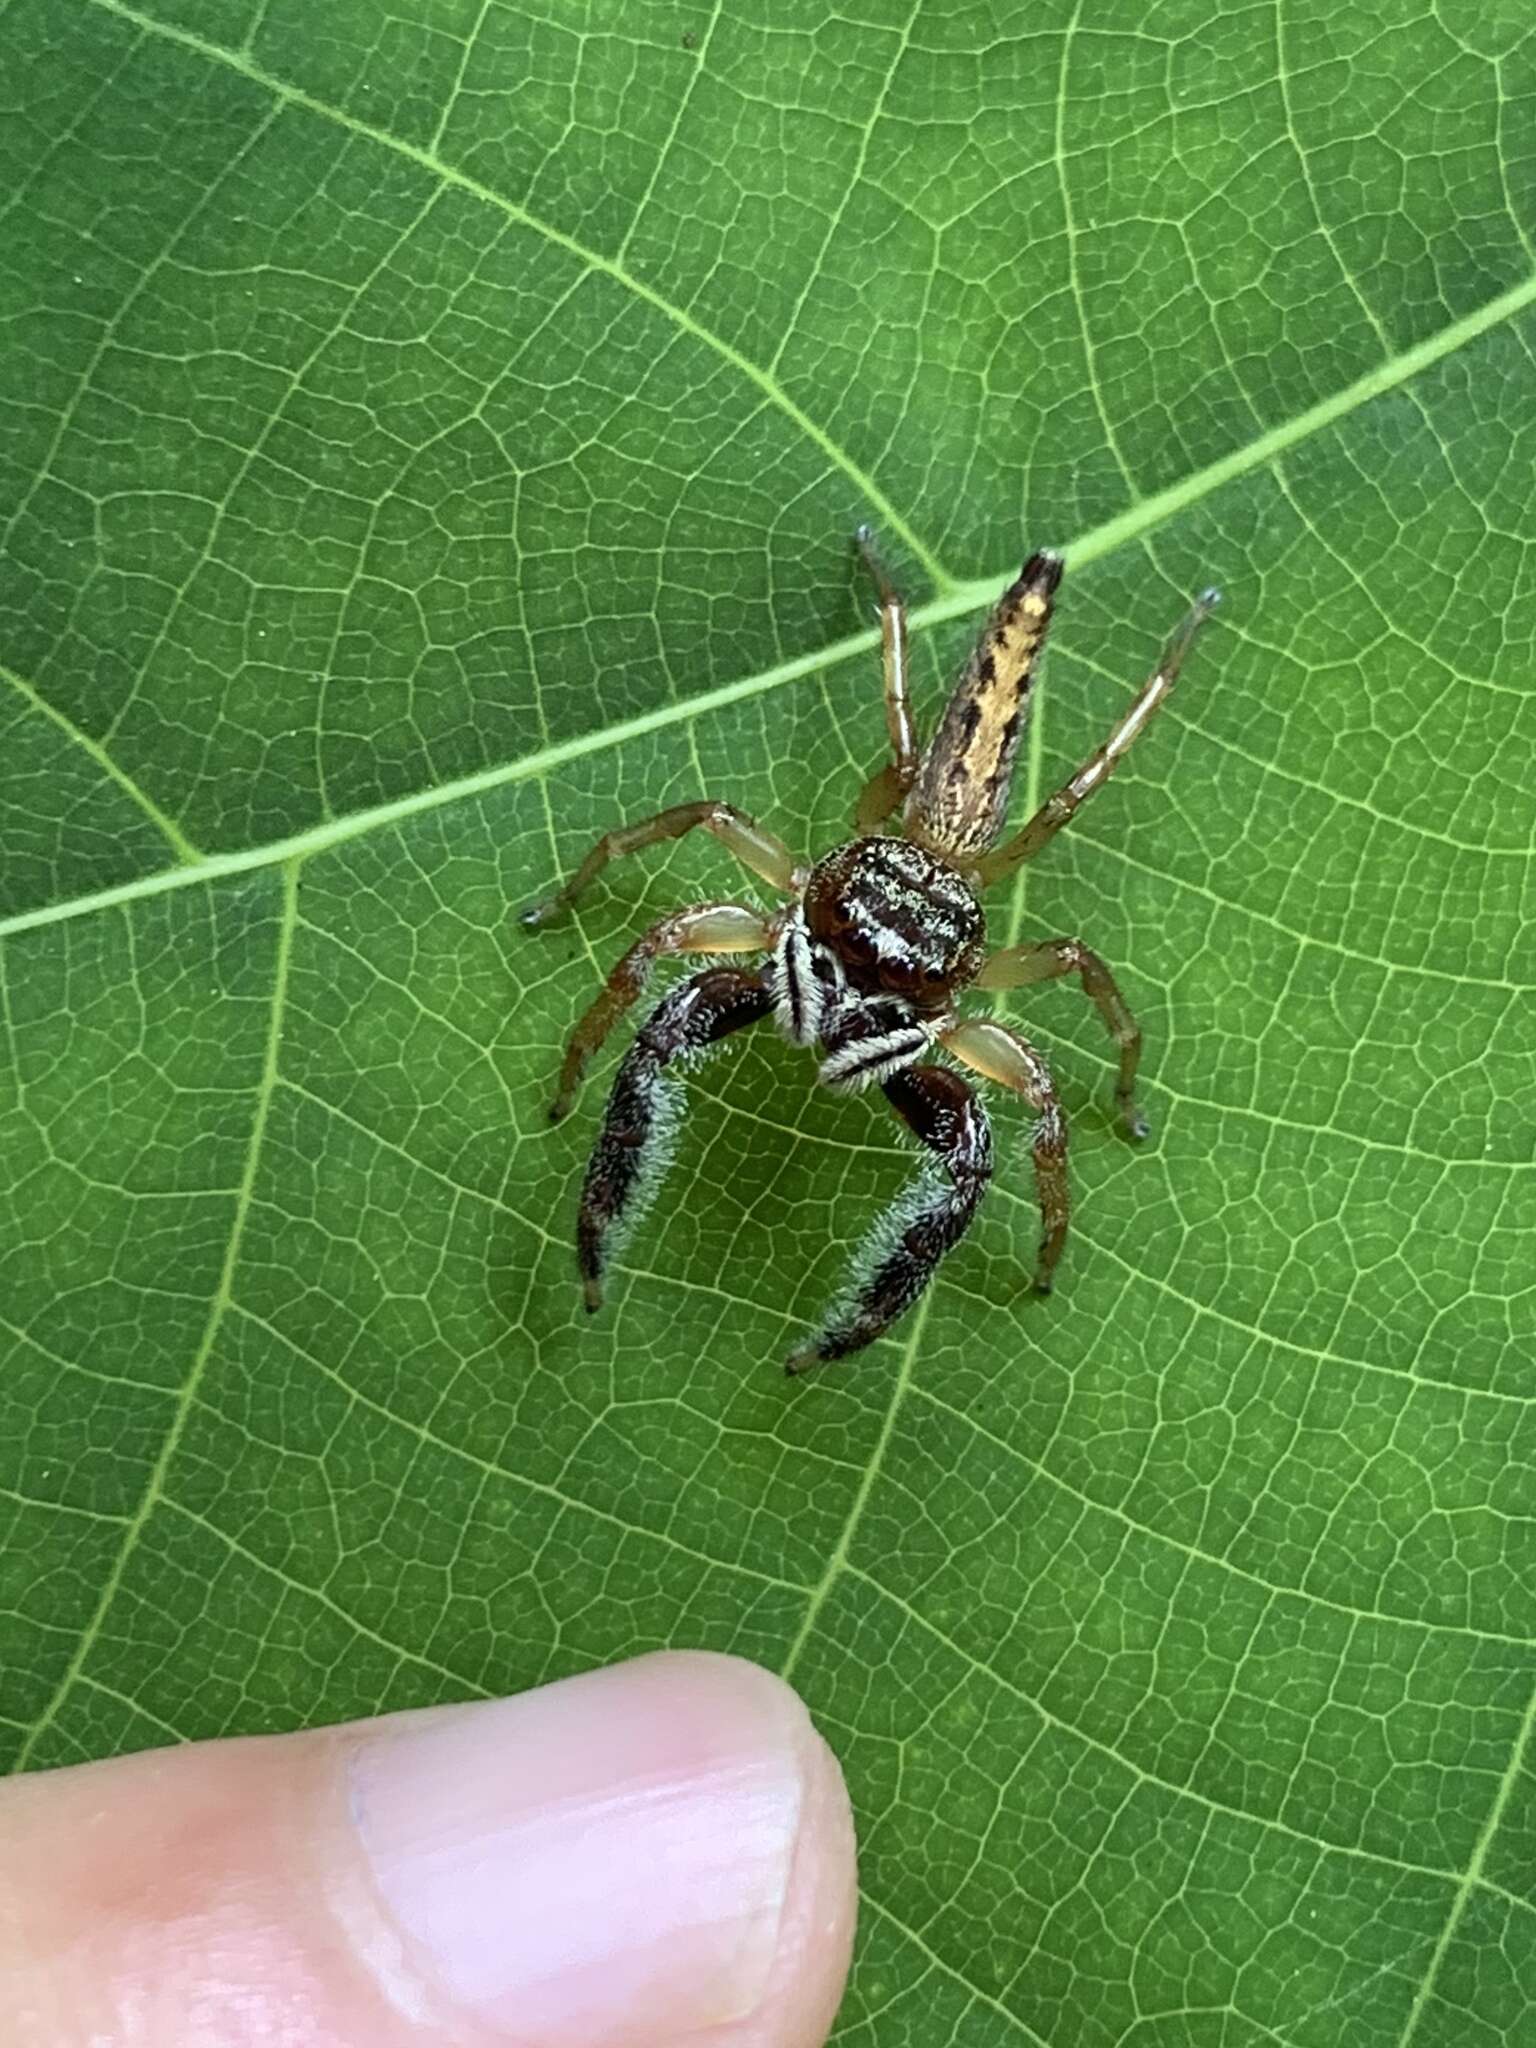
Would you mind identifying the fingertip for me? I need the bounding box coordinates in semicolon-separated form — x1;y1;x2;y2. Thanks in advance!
0;1652;857;2048
349;1650;857;2047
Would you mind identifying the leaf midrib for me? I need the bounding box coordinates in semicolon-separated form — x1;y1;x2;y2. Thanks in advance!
8;0;1535;944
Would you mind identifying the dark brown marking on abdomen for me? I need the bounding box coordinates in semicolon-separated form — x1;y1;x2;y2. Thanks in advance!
906;550;1063;859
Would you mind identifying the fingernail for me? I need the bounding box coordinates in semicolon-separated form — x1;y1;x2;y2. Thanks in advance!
348;1652;811;2045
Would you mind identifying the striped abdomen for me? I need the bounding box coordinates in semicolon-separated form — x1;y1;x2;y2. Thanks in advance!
905;549;1063;858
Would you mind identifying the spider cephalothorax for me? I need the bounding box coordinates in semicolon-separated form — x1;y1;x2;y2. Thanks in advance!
775;835;987;1095
524;534;1218;1373
800;836;985;1005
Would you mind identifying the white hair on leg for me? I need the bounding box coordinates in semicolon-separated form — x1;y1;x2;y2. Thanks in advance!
771;912;826;1045
818;1022;932;1092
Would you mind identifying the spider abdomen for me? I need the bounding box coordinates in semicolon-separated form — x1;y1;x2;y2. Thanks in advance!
803;836;985;1009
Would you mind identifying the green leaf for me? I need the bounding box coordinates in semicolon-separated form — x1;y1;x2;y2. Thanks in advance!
3;2;1535;2041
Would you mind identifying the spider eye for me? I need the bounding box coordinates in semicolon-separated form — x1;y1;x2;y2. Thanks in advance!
923;966;946;985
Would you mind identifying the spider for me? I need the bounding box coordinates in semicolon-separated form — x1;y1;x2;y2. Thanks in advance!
523;532;1219;1374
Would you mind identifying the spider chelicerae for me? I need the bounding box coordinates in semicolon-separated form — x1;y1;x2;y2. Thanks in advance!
524;533;1219;1374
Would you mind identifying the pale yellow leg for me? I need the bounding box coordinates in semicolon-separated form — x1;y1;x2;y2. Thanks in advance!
942;1015;1070;1292
550;902;773;1120
523;802;804;928
977;586;1219;884
976;937;1148;1136
853;526;920;833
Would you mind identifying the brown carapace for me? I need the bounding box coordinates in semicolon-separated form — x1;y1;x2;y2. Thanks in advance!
523;534;1219;1373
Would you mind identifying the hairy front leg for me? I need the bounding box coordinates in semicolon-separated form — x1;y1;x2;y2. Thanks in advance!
942;1016;1070;1293
549;901;773;1122
577;965;773;1312
977;936;1148;1137
852;525;921;832
976;585;1219;884
522;801;804;927
785;1064;992;1375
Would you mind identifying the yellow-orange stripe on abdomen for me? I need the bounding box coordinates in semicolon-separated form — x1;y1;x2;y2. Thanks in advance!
905;549;1062;858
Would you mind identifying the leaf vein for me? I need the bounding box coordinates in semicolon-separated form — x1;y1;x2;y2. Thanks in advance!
9;860;298;1770
79;0;950;588
911;1381;1534;1648
0;660;200;865
848;1560;1534;1905
226;1301;814;1599
1397;1678;1536;2044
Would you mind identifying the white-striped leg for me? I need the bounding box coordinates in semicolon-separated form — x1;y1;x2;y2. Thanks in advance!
577;966;774;1312
787;1064;992;1374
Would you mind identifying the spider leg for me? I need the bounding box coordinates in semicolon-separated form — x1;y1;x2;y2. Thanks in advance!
548;901;773;1122
976;937;1148;1138
941;1016;1069;1294
521;801;805;927
785;1064;992;1375
852;525;921;832
577;964;773;1313
975;585;1220;885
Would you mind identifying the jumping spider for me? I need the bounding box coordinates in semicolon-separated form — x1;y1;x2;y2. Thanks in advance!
524;533;1219;1374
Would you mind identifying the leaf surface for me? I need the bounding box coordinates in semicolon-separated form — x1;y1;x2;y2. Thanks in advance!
3;4;1535;2043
